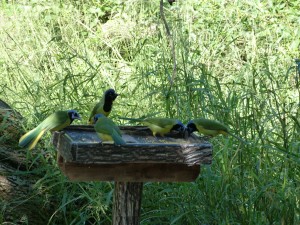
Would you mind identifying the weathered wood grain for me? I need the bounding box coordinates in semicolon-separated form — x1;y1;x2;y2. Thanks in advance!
53;125;212;182
113;182;143;225
52;125;213;167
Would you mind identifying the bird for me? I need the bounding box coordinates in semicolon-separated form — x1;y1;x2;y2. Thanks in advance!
93;114;125;145
120;117;186;137
19;110;81;150
186;118;246;143
88;89;119;124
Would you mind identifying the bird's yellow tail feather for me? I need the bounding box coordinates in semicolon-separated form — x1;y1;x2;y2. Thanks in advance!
28;129;46;150
19;129;34;144
19;128;46;150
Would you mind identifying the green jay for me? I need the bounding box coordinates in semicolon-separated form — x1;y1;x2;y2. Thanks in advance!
19;110;81;150
93;114;125;145
186;118;246;143
121;117;186;137
88;89;119;124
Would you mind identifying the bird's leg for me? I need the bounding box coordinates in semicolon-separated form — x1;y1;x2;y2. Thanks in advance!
152;133;159;141
202;135;212;141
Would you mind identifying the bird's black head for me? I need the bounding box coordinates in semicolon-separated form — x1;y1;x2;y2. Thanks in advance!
104;89;118;101
186;120;197;135
168;0;176;5
93;113;105;124
171;120;186;134
67;110;81;123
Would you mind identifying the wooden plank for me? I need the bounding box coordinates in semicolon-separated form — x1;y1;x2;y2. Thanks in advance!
57;155;200;182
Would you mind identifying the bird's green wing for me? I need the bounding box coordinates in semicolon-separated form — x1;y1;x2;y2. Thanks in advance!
94;118;115;135
111;129;126;145
89;99;105;123
39;111;70;131
104;118;123;136
111;121;122;136
194;118;228;131
94;117;125;145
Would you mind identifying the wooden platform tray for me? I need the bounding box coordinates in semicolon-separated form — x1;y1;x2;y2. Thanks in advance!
52;125;213;182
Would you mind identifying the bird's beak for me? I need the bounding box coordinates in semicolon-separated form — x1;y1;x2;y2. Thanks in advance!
113;93;119;100
73;115;82;120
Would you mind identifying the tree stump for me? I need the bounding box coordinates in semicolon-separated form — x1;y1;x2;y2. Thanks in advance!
0;99;52;224
0;100;23;145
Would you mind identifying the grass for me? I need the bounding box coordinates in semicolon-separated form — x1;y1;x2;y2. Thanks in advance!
1;0;300;224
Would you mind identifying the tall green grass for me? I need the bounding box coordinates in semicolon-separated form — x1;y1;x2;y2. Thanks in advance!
1;0;299;224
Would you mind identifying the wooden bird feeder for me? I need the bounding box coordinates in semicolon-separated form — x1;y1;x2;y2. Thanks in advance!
52;125;213;225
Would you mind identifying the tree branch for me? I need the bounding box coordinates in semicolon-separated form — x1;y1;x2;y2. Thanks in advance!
160;0;177;86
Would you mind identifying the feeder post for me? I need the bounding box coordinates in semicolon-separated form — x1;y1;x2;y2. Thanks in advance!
112;182;143;225
52;126;213;224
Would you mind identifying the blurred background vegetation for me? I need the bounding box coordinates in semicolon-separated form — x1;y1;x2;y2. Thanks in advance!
0;0;299;224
